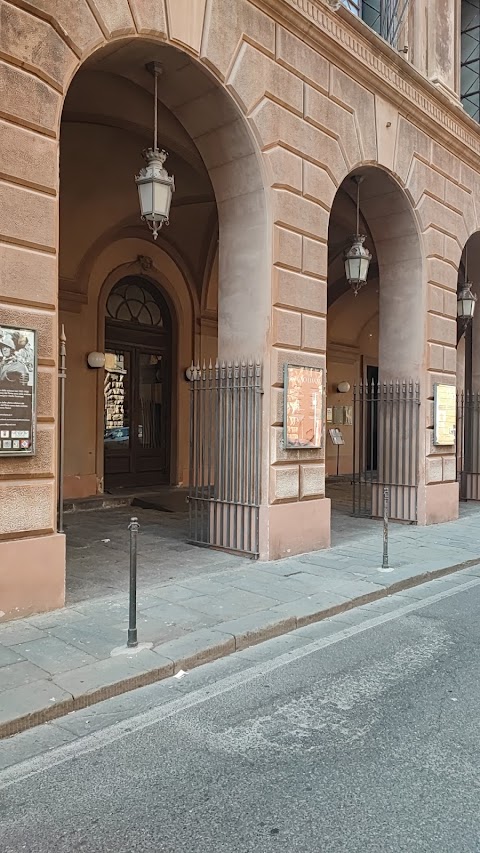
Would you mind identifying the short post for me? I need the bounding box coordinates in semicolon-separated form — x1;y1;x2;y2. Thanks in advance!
382;486;389;570
127;517;139;648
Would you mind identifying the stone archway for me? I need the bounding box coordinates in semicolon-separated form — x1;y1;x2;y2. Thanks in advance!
326;165;425;522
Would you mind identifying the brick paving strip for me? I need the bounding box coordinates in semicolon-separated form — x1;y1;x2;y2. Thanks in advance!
2;505;480;740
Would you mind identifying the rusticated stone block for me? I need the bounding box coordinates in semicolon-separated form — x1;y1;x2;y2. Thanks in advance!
442;457;456;482
273;227;302;270
0;479;55;535
329;67;376;161
0;2;76;91
303;237;327;279
427;313;456;346
443;346;457;374
0;244;56;306
0;61;60;134
265;147;303;193
273;307;301;348
305;86;360;168
303;161;337;211
427;258;458;292
37;367;56;421
273;189;329;241
394;118;431;185
21;1;102;57
201;0;274;80
300;464;325;499
254;99;347;187
129;0;167;35
271;427;322;464
417;195;467;248
302;315;326;353
406;159;444;207
228;41;303;116
165;0;205;51
270;466;299;502
0;121;57;193
274;269;326;314
276;27;329;93
87;0;135;37
428;342;444;371
0;183;56;251
426;456;443;484
431;141;461;183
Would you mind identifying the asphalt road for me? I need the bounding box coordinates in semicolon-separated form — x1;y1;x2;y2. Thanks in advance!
2;572;480;852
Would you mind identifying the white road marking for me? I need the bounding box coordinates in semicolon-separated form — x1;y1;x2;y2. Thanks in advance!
1;573;479;790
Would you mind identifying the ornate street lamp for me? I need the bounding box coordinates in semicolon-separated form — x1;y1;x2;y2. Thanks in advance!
135;62;175;240
457;281;477;337
343;175;372;297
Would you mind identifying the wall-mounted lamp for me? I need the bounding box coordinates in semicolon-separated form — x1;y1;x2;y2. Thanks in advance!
337;381;351;393
87;352;106;369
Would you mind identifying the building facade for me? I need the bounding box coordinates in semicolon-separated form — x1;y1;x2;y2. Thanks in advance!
1;0;480;620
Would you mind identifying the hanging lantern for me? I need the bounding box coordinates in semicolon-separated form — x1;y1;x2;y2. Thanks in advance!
457;281;477;332
344;175;371;296
135;62;175;240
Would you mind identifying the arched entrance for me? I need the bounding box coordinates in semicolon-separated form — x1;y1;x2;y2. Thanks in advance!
326;166;423;523
103;277;172;490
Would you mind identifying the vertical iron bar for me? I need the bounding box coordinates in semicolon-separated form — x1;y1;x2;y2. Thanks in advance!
254;361;262;556
127;516;139;648
401;380;407;521
58;325;66;534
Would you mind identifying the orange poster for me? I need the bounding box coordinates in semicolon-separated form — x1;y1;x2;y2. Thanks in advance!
284;365;324;449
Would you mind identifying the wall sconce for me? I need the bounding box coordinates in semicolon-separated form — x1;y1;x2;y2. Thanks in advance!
87;352;106;369
337;381;351;393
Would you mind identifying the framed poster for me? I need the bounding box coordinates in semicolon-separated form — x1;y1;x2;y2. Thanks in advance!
0;325;36;456
284;364;323;449
433;383;456;446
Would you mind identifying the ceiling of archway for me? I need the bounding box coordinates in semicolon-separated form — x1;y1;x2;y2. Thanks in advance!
60;39;219;300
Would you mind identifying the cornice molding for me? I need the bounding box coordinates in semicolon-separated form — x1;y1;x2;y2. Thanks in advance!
252;0;480;171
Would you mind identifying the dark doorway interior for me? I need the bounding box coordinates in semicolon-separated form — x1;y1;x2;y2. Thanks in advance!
366;364;379;472
104;277;171;490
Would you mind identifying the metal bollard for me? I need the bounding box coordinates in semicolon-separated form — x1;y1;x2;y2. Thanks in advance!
127;517;140;648
382;487;389;570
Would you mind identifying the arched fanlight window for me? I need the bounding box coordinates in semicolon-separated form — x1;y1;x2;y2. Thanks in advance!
106;279;166;328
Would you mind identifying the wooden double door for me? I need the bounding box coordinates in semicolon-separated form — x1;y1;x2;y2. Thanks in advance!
103;278;171;490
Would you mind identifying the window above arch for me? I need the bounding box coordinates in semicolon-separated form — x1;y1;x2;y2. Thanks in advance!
106;279;165;328
339;0;409;50
461;0;480;122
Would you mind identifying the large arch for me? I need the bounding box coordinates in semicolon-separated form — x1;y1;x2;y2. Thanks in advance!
326;164;426;522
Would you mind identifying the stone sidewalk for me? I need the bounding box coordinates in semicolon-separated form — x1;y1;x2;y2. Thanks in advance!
2;504;480;739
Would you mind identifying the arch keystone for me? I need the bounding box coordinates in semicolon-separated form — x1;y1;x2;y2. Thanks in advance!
165;0;207;53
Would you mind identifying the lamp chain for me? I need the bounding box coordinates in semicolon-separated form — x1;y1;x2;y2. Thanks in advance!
154;67;158;152
356;180;360;236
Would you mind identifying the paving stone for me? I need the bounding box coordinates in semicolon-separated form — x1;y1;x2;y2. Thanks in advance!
235;631;311;662
48;624;126;660
0;660;50;692
0;680;72;727
215;609;297;650
51;650;173;697
0;644;25;668
154;628;235;671
215;571;306;603
0;721;77;770
14;636;97;675
184;587;280;620
0;622;48;645
139;601;221;631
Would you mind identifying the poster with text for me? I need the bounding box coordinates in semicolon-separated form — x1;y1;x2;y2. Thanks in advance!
284;364;324;449
0;325;36;456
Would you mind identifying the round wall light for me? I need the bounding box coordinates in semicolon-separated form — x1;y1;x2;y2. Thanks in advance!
337;381;351;393
87;352;106;369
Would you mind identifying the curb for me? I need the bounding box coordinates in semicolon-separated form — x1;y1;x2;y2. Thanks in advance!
2;555;479;740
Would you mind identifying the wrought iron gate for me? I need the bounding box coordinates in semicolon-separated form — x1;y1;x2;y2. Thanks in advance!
188;359;262;557
457;390;480;500
353;379;420;521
